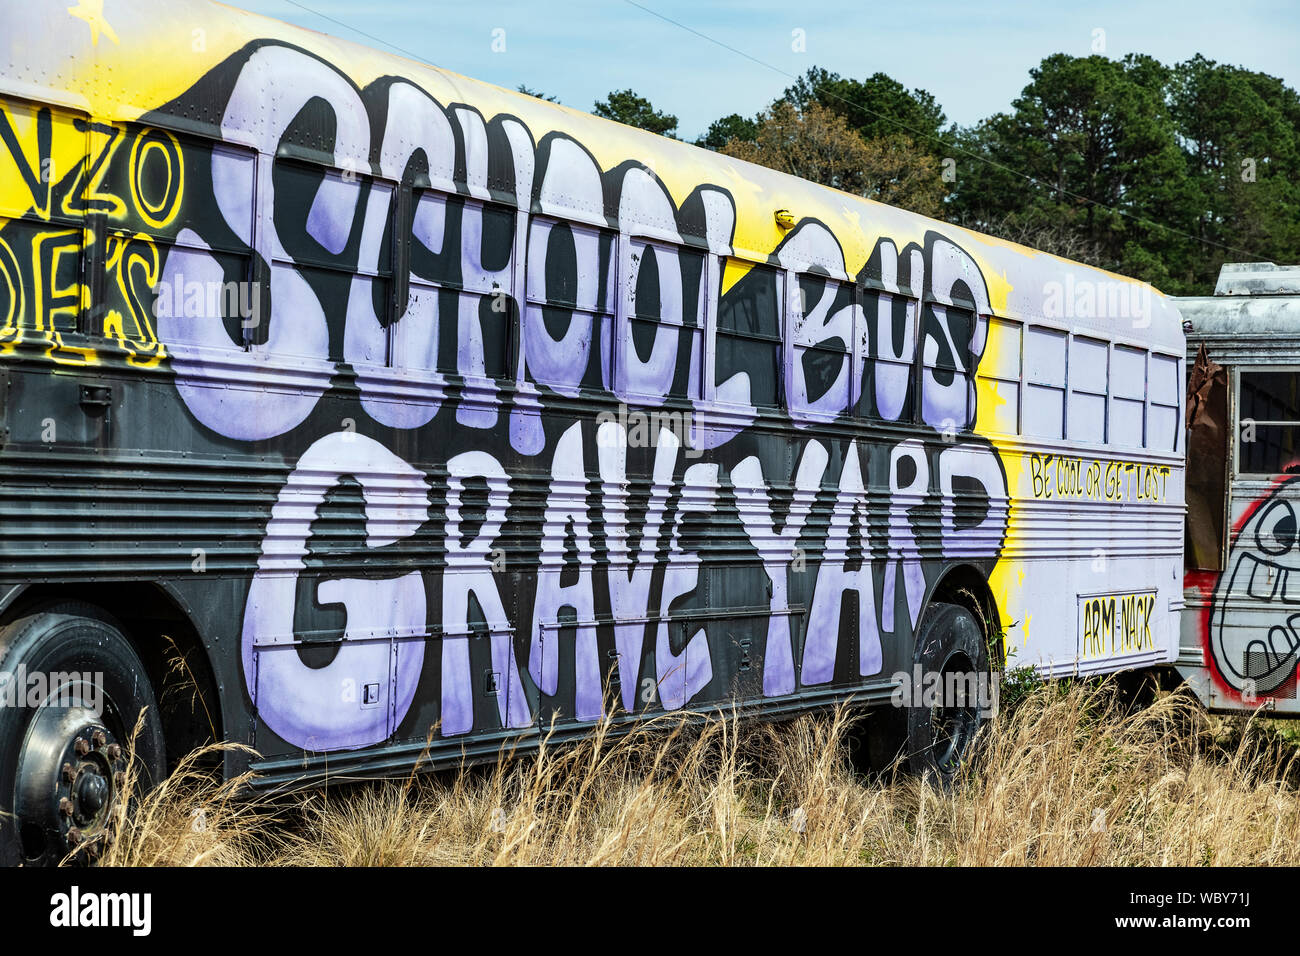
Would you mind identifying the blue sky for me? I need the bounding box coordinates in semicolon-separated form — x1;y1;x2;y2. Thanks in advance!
220;0;1300;141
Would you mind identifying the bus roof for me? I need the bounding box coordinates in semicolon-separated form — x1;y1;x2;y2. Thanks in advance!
1178;263;1300;360
1213;262;1300;297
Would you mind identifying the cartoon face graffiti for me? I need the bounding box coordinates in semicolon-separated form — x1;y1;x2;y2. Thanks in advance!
1211;477;1300;698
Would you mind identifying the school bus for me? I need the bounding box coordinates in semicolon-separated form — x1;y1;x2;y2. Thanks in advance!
0;0;1185;864
1179;263;1300;711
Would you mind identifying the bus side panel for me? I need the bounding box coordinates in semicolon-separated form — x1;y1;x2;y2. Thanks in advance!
995;445;1183;677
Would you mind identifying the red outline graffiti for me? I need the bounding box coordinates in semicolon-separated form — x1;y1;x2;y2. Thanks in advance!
1192;467;1300;704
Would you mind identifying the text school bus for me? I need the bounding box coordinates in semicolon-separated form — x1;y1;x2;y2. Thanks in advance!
0;0;1186;864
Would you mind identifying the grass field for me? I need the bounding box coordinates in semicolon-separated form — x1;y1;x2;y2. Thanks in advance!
92;679;1300;866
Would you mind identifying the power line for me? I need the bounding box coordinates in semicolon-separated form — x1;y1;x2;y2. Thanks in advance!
277;0;440;69
263;0;1267;264
621;0;1269;263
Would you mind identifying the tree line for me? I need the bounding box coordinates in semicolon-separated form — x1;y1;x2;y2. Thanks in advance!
521;53;1300;295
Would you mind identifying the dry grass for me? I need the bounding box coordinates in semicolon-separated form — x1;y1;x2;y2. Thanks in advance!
89;680;1300;866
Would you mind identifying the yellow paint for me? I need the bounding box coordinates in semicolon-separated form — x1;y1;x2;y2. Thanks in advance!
32;228;95;364
64;123;128;222
67;0;119;47
1080;591;1156;659
977;378;1010;420
973;264;1027;661
1028;453;1172;504
0;233;22;355
0;102;87;222
0;94;186;363
720;257;754;296
128;129;183;230
102;232;165;368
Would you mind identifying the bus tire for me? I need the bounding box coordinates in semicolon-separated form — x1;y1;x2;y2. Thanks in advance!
0;601;165;866
905;601;990;787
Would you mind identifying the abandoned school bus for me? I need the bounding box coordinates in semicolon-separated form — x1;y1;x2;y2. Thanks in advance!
0;0;1186;863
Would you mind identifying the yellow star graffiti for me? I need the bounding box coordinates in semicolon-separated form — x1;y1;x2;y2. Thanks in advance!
987;379;1010;413
68;0;119;46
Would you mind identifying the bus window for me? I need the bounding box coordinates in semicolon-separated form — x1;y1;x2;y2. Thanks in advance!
975;317;1020;435
1023;325;1066;439
1068;335;1108;443
102;130;256;362
5;218;82;335
859;289;917;423
1149;353;1181;452
396;189;455;373
523;215;616;393
790;272;852;417
716;258;783;409
1238;369;1300;474
450;198;513;381
1110;345;1147;448
399;191;514;380
620;237;704;401
921;303;976;429
0;99;88;359
270;159;392;363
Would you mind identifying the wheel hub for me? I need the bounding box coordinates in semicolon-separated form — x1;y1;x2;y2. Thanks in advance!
14;691;126;863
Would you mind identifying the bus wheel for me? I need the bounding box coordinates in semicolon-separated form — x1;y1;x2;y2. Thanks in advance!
905;602;990;787
0;602;165;866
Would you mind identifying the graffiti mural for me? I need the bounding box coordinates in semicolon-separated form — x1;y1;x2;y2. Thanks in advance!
3;39;998;753
0;1;1185;779
1208;476;1300;701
